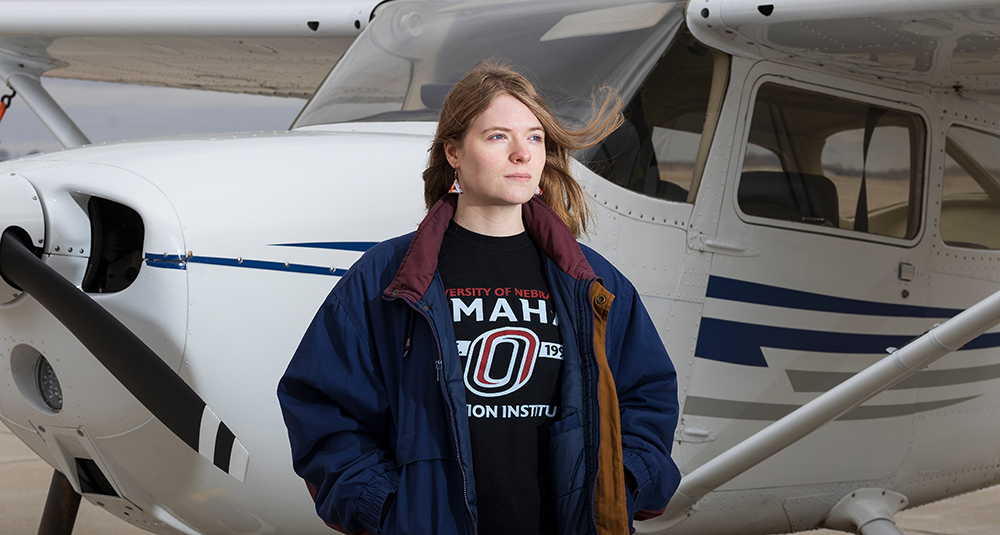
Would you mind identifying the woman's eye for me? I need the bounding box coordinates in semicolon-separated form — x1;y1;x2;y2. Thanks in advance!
530;134;544;142
489;133;506;140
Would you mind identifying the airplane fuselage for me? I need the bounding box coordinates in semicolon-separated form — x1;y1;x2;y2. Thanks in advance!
2;1;1000;534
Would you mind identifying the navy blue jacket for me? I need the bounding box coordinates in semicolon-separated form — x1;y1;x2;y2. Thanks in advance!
278;196;681;534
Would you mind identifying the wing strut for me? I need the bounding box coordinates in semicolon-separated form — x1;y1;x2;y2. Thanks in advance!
0;56;88;148
659;287;1000;524
2;72;88;148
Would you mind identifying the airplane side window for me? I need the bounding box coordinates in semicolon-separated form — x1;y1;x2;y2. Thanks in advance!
941;126;1000;250
582;31;721;204
738;83;924;240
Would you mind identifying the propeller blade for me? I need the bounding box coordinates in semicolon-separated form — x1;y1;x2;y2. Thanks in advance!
0;230;249;481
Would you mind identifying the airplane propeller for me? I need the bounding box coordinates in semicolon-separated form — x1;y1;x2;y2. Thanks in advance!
0;229;249;482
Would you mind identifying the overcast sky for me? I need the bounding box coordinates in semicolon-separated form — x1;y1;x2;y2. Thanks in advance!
0;77;307;156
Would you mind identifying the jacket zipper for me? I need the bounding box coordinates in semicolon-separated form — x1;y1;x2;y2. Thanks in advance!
584;281;602;535
402;309;416;358
405;299;478;535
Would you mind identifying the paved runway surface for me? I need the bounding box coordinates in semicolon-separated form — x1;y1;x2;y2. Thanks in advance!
2;425;997;534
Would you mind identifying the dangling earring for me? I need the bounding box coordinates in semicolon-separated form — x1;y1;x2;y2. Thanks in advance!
449;169;463;194
535;186;542;196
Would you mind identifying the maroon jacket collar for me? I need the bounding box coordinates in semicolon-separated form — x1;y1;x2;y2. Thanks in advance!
383;195;596;302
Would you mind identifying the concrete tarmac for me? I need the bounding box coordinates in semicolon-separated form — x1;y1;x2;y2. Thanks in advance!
2;425;998;534
1;426;146;535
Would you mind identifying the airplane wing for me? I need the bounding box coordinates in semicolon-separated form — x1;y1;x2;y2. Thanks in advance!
0;0;382;97
688;0;1000;100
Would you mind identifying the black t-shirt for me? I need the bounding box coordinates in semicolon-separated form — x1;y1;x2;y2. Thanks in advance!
438;221;563;535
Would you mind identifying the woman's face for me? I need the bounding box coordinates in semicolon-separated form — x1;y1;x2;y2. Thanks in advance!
444;94;546;211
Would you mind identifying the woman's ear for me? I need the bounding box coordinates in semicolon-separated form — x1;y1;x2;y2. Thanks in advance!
443;140;461;169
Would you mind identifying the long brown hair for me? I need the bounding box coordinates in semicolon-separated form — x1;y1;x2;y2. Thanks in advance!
423;60;623;237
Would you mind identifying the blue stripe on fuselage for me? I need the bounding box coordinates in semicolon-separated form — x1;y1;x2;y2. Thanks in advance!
270;241;377;252
695;318;1000;368
706;275;961;318
698;277;1000;367
144;253;348;277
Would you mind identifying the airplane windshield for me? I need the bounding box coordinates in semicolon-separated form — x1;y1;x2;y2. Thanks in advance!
293;0;684;128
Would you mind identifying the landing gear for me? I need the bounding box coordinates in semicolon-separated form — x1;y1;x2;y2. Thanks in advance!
857;518;906;535
822;488;908;535
37;470;81;535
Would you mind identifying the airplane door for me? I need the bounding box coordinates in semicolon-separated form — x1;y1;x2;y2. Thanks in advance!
679;71;935;489
913;123;1000;490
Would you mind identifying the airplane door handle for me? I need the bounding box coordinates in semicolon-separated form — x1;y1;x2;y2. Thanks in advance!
898;262;915;281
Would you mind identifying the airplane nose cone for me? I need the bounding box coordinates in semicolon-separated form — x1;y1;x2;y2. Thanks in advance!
0;173;45;304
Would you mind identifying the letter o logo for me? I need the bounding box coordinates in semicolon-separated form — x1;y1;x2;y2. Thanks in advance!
464;327;539;397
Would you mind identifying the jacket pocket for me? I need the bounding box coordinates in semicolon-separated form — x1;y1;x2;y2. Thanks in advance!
395;431;455;465
549;412;586;499
386;458;469;534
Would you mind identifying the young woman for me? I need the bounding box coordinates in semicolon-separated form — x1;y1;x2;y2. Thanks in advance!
278;61;681;535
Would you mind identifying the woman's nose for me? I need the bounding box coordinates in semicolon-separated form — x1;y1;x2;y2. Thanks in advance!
510;141;531;162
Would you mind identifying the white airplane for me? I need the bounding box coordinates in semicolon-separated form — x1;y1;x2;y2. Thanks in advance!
2;1;1000;534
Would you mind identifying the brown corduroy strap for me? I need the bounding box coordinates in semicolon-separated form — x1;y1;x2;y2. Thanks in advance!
590;282;629;534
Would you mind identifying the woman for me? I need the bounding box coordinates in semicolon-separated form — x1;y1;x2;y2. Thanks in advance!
278;61;681;535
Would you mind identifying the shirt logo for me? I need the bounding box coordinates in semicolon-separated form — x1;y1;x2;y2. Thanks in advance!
464;327;539;397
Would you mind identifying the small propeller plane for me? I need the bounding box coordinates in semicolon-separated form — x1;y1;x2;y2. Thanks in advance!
2;1;1000;534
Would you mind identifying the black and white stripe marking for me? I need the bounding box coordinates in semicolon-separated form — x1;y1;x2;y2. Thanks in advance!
199;406;249;482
